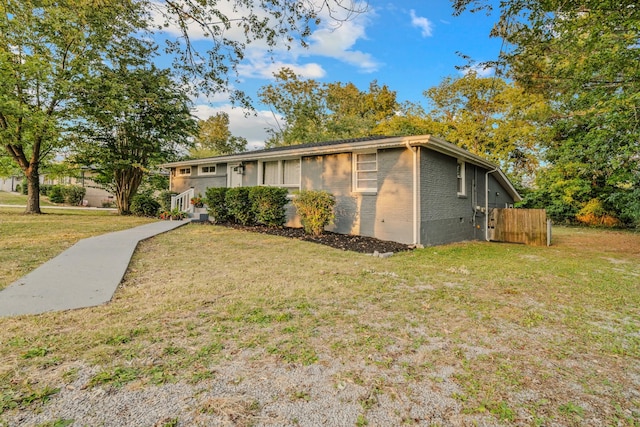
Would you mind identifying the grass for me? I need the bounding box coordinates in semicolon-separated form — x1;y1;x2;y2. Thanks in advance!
0;191;57;207
0;215;639;425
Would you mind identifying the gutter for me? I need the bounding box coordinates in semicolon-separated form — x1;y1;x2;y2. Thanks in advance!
405;140;420;245
485;167;498;241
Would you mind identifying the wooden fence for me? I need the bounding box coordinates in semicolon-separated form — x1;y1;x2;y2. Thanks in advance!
488;208;550;246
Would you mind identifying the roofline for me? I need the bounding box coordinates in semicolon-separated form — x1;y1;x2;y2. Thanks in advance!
160;135;521;201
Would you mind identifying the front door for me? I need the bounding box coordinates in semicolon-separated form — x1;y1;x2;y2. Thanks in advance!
228;164;243;188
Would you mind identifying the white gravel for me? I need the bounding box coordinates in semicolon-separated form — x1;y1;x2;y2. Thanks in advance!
3;354;503;427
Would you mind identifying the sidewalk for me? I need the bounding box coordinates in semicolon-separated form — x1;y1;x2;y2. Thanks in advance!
0;220;188;317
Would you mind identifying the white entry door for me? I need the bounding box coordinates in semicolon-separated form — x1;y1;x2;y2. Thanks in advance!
228;164;243;188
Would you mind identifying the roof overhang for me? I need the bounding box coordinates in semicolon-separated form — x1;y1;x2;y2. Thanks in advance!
160;135;522;202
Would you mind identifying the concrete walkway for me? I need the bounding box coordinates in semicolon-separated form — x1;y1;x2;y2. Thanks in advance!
0;220;189;317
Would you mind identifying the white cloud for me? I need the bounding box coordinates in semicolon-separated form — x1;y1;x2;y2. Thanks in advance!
152;0;380;77
410;10;433;37
192;104;280;150
462;64;495;77
237;57;326;80
301;12;380;73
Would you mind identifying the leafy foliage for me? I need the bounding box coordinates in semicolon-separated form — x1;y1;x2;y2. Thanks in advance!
225;187;254;225
130;194;161;217
453;0;640;226
292;190;336;236
46;185;86;205
421;72;550;184
204;187;230;224
259;68;399;147
190;113;247;158
71;57;197;215
249;187;289;227
0;0;143;213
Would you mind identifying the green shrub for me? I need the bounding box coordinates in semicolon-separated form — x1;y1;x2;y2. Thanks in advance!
21;178;28;195
225;187;254;225
47;185;86;205
48;185;65;203
249;186;289;227
204;187;229;224
63;185;86;205
39;184;52;196
292;190;336;236
131;194;161;217
158;191;177;211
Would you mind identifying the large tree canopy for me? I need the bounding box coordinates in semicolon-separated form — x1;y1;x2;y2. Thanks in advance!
422;72;550;185
0;0;143;213
453;0;640;225
258;68;399;147
1;0;365;214
190;112;247;158
71;60;197;215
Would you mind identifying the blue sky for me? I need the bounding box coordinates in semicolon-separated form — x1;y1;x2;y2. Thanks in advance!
154;1;502;149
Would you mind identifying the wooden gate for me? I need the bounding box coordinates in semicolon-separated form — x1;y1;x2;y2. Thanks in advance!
488;208;550;246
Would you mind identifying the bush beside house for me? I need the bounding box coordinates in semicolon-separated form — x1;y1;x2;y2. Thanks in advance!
292;190;336;236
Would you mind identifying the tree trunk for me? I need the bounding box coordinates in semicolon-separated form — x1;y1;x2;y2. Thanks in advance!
24;166;42;214
114;168;143;215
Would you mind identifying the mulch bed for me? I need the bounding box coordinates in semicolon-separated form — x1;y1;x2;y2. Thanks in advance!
199;221;412;254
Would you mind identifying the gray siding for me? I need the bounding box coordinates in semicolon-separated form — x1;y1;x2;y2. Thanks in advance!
420;148;514;246
171;162;228;195
299;149;414;244
421;149;476;246
487;174;514;208
242;161;258;187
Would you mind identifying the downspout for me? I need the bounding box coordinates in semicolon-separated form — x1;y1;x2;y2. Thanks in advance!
485;167;498;241
405;140;419;245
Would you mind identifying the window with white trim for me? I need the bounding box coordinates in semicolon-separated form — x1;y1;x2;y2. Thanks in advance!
353;152;378;192
199;165;216;175
457;160;466;196
176;167;191;176
283;159;300;186
262;161;279;185
259;159;301;187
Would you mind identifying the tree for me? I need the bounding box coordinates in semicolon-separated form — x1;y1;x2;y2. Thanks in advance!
0;0;143;214
421;72;550;185
258;68;398;147
1;0;365;214
72;63;197;215
190;112;247;158
452;0;640;225
258;68;328;147
325;81;398;139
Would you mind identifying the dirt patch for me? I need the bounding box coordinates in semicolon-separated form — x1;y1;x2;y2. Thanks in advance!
209;222;413;254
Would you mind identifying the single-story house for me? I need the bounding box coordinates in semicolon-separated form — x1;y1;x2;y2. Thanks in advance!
160;135;521;246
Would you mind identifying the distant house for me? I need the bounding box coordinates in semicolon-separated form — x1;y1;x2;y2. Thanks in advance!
160;135;521;246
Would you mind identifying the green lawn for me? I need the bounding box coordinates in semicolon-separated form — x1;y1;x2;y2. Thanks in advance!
0;217;638;426
0;190;56;206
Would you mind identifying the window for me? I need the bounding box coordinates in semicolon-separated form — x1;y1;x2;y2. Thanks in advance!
176;167;191;176
283;159;300;186
262;161;279;185
199;165;216;175
260;159;300;187
457;160;466;196
353;152;377;192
